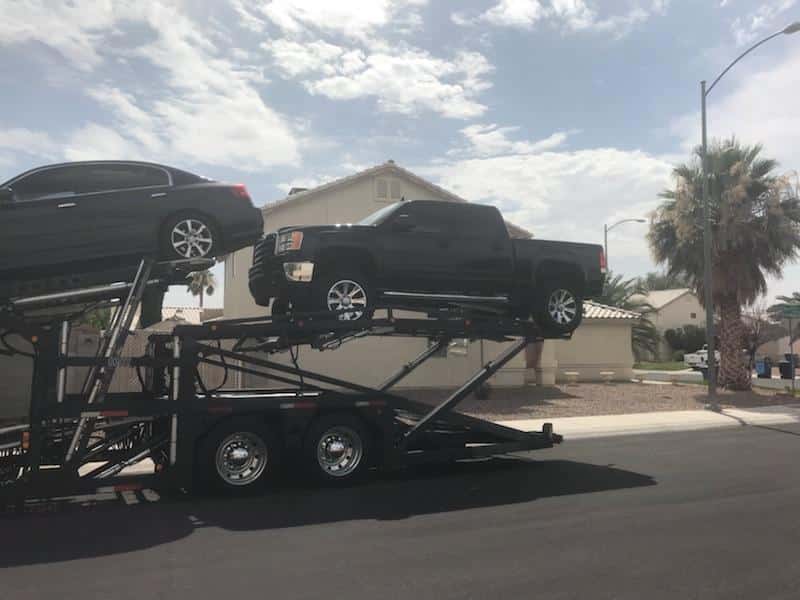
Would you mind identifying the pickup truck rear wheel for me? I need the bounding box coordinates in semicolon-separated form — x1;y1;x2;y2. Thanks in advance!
534;283;583;336
316;270;373;321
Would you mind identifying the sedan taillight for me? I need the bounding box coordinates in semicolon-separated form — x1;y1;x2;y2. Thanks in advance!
232;184;251;201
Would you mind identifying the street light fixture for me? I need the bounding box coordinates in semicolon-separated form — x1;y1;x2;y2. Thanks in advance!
700;21;800;410
603;218;647;269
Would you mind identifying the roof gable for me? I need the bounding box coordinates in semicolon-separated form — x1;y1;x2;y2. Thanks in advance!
641;288;693;310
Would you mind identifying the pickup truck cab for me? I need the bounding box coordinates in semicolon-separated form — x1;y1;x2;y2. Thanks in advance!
249;200;605;336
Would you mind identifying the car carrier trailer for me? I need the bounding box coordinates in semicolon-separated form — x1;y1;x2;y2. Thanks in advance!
0;258;562;502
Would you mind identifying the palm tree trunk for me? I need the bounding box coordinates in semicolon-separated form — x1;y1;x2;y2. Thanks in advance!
199;289;204;309
718;297;751;391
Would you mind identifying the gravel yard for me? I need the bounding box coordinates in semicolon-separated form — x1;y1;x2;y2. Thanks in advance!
405;382;800;421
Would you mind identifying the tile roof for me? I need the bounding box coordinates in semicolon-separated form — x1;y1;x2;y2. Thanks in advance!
583;300;641;320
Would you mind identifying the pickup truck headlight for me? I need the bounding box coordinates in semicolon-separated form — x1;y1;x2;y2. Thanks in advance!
276;230;303;254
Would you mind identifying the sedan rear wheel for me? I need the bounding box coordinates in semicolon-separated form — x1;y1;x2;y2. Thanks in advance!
162;214;217;260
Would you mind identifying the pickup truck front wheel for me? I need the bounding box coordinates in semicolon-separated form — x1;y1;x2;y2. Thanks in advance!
535;283;583;336
316;270;373;321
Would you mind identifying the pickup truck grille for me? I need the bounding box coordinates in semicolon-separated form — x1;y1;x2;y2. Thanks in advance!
253;233;276;264
249;233;275;279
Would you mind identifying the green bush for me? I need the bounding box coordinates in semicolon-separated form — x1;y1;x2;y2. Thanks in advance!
665;325;706;353
672;350;685;362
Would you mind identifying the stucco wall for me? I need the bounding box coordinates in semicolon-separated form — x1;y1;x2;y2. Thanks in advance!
550;320;635;381
651;293;705;359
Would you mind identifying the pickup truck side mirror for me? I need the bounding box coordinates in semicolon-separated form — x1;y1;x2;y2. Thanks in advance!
0;187;12;205
391;213;416;232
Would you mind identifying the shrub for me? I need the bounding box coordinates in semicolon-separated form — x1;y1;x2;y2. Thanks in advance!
672;350;685;362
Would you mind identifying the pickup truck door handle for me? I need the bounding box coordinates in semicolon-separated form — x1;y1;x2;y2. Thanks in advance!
57;202;77;209
151;192;167;198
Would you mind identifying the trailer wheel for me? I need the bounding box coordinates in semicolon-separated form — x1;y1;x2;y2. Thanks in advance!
198;420;279;495
305;414;371;485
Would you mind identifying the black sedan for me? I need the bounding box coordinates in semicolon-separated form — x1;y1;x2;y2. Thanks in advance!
0;161;263;297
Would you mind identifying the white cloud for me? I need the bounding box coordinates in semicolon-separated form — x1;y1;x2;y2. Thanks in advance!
0;0;118;69
242;0;427;39
482;0;546;29
0;1;301;172
0;128;58;160
265;40;493;118
451;124;572;157
455;0;669;36
670;48;800;173
730;0;797;45
418;144;673;273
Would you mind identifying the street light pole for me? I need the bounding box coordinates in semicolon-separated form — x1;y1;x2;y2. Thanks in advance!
700;21;800;411
603;218;646;270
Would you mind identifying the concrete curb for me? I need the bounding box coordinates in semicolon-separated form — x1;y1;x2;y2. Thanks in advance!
498;404;800;440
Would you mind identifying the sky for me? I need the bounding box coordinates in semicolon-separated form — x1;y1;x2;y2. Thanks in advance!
1;0;799;310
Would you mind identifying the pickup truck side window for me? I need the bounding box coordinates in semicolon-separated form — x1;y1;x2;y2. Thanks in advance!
400;202;452;235
453;204;505;239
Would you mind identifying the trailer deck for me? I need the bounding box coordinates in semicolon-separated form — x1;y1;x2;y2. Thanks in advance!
1;258;561;501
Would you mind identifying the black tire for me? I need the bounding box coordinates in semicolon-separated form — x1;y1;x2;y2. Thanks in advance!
160;213;218;261
304;414;371;485
533;282;583;336
196;419;280;495
314;269;374;321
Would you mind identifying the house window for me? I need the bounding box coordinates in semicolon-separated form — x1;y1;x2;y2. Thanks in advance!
376;179;388;201
690;312;697;319
376;178;401;202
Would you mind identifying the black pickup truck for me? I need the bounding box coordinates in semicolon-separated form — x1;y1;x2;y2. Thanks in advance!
249;200;605;336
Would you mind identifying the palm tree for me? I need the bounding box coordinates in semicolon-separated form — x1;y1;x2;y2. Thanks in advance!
595;272;660;360
649;138;800;390
639;270;691;291
768;292;800;342
187;270;216;309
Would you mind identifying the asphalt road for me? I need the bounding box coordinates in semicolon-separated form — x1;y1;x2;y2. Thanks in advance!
3;423;800;600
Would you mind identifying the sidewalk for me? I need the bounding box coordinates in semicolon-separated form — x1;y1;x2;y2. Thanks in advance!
498;404;800;440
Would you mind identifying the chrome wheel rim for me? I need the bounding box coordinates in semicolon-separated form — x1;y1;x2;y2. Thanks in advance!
547;289;577;325
326;279;367;320
316;426;363;478
215;432;268;487
171;219;214;258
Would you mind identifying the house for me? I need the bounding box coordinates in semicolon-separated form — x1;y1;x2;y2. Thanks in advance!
640;288;706;360
161;306;224;324
221;161;638;388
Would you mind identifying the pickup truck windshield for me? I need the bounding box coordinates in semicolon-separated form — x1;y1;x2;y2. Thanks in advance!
358;202;401;226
